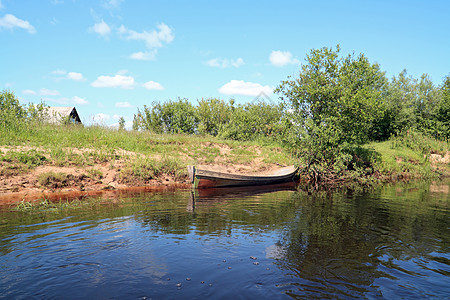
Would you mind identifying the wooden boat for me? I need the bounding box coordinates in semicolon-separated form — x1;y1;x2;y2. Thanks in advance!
187;165;298;189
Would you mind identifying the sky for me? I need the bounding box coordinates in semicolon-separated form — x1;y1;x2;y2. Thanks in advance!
1;0;449;128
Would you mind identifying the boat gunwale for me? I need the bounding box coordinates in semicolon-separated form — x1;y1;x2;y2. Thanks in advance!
194;166;298;181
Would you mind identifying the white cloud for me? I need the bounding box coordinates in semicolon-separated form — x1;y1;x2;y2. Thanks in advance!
115;101;132;108
0;0;4;9
129;50;157;61
91;74;135;89
102;0;123;10
143;80;164;90
206;58;244;68
118;23;174;49
269;50;299;67
22;89;37;95
0;14;36;34
116;69;129;75
39;88;60;96
51;70;86;81
72;96;88;105
51;69;66;75
90;20;111;37
93;113;110;123
67;72;86;81
45;96;89;106
218;80;273;97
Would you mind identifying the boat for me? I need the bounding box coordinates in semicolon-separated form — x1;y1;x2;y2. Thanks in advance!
187;165;298;189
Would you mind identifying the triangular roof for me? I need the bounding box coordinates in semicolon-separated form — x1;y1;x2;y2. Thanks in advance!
46;107;82;124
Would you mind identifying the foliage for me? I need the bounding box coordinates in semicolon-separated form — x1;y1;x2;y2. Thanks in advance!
0;149;47;167
218;101;285;141
38;171;70;188
0;90;46;134
140;98;198;134
432;75;450;140
133;97;284;142
119;156;186;184
275;45;388;172
196;98;232;136
118;117;125;130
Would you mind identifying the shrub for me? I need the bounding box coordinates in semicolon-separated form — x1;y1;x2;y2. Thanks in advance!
38;172;70;188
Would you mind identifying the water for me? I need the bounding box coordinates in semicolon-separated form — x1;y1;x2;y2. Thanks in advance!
0;180;448;299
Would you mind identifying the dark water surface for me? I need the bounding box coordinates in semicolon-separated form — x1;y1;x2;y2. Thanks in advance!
0;180;449;299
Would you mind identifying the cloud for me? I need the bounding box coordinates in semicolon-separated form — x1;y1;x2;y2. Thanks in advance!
67;72;86;81
22;89;37;95
206;58;244;68
219;80;273;97
0;14;36;34
0;0;3;9
72;96;88;105
39;88;60;96
115;101;132;108
91;74;135;89
269;50;299;67
102;0;123;10
45;96;89;106
129;50;157;61
51;69;66;75
93;113;110;123
51;70;86;81
118;23;174;49
90;20;111;37
143;80;164;90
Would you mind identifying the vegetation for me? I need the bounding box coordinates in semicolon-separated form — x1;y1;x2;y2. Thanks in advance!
1;45;449;191
275;45;448;185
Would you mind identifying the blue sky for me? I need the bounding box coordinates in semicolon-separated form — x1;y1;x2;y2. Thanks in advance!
1;0;449;128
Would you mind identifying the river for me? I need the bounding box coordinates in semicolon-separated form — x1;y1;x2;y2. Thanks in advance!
0;180;448;299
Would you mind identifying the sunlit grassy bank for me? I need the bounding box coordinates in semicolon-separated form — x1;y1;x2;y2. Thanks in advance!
1;122;448;195
0;123;294;192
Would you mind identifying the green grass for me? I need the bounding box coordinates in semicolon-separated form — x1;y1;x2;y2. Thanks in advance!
367;131;449;179
38;171;70;188
0;123;293;169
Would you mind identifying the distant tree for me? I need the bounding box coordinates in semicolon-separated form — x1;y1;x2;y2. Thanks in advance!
196;98;232;136
132;111;142;131
218;101;284;141
118;116;125;130
141;99;198;134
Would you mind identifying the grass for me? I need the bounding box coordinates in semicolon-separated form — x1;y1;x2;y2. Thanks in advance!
1;122;448;192
367;131;449;180
38;171;70;188
119;156;186;184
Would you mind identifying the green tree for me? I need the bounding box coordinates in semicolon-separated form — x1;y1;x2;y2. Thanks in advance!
275;46;388;171
196;98;232;136
218;101;284;141
432;75;450;140
132;110;143;131
141;99;198;134
118;116;125;130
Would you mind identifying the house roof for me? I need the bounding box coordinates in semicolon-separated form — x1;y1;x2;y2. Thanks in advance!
46;107;82;124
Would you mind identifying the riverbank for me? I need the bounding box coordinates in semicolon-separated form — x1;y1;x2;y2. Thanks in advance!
0;125;294;203
1;125;448;204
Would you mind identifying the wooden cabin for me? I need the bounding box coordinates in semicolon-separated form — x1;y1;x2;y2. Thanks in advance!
46;107;82;124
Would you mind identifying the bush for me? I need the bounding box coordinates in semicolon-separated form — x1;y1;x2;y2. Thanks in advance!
140;98;198;134
38;172;70;188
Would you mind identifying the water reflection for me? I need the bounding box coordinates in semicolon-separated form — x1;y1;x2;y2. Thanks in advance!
0;180;448;299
